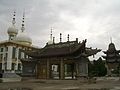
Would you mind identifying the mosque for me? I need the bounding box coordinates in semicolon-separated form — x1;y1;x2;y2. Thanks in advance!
20;27;101;79
0;11;101;79
0;11;38;75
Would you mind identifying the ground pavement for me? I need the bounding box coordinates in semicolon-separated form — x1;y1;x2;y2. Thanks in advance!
0;78;120;90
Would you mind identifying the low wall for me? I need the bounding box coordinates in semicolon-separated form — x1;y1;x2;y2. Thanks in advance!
0;77;21;82
96;77;120;81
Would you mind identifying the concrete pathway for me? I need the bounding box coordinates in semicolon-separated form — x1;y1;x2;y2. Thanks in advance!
0;79;119;90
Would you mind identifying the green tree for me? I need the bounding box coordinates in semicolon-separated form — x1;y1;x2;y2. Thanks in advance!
88;57;107;77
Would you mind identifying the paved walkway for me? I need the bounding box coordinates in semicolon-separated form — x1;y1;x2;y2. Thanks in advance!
0;79;120;90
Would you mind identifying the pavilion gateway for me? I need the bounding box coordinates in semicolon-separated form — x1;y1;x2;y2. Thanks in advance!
21;31;101;79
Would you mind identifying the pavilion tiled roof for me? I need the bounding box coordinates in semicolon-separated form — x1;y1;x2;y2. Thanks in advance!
23;40;86;58
102;42;120;62
22;39;101;59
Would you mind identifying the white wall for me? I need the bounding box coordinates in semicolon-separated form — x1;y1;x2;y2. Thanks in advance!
15;48;19;70
7;46;13;70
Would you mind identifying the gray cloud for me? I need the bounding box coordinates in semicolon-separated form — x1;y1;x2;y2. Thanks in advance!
0;0;120;60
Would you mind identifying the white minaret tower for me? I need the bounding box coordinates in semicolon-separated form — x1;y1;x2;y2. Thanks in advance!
47;27;53;45
7;11;18;40
15;12;32;45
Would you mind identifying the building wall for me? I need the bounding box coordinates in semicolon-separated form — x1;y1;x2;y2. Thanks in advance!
22;62;36;76
35;57;88;79
0;46;7;70
107;63;119;70
0;44;33;73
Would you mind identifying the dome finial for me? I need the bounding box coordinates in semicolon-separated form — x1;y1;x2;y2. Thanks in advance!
21;11;25;32
12;11;16;25
7;11;18;40
110;37;112;43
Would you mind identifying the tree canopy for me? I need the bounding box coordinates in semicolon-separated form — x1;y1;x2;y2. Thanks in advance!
88;57;107;77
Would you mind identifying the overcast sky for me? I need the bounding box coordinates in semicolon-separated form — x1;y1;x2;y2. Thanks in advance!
0;0;120;60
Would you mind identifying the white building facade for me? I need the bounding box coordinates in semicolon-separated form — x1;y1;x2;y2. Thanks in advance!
0;12;38;73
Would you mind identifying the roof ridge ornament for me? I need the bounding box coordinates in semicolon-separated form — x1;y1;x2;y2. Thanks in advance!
60;33;62;43
53;37;55;44
50;27;53;41
67;34;69;42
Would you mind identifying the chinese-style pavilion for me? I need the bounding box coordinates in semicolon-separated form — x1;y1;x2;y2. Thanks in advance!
103;42;120;75
21;37;101;79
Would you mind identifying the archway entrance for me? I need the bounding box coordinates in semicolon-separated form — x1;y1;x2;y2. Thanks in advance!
37;64;47;79
64;64;75;79
50;64;60;79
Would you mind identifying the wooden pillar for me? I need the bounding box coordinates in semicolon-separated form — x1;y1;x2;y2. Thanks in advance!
60;59;64;79
72;63;75;79
46;59;50;79
35;63;38;79
36;62;40;78
76;62;79;77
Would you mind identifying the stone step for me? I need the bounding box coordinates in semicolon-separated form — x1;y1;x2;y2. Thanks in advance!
2;73;21;78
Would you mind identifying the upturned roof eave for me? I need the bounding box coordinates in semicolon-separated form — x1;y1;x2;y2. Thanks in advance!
23;40;86;58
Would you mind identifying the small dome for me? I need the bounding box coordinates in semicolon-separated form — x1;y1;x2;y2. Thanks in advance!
7;25;18;35
108;43;116;52
47;40;53;45
15;32;32;45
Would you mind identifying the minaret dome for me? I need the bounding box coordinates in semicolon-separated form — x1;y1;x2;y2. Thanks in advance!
7;11;18;40
15;12;32;45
